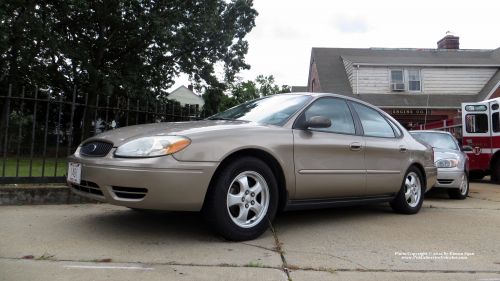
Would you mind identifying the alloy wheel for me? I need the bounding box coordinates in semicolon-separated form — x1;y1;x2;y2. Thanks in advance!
226;171;270;228
404;172;421;207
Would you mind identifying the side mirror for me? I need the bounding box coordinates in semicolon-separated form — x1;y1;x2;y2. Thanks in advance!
462;145;473;152
307;116;331;129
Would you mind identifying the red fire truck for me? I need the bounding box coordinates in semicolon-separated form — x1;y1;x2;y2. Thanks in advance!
412;97;500;180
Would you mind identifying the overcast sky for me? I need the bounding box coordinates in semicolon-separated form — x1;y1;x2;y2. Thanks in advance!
173;0;500;92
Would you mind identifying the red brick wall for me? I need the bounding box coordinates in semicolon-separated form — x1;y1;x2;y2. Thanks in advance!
488;83;500;99
308;61;322;93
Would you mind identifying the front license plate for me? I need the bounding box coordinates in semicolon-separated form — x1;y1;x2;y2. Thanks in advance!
67;162;82;184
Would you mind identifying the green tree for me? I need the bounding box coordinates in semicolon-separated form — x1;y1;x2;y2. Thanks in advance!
202;74;292;115
1;0;258;143
255;75;291;96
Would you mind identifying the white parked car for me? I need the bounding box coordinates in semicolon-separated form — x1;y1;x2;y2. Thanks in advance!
410;131;473;199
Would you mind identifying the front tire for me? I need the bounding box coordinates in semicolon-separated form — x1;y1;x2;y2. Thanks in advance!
390;166;424;214
447;171;469;200
202;156;278;241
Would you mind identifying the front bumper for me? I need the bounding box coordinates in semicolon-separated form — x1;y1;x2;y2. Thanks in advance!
434;167;465;188
67;149;219;211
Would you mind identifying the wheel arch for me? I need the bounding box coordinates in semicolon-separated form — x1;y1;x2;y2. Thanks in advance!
203;148;288;212
409;162;428;192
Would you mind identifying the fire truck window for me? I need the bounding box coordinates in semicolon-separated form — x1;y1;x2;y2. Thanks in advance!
493;112;500;133
465;114;488;133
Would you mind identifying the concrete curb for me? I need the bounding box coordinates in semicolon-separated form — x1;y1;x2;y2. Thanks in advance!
0;185;102;205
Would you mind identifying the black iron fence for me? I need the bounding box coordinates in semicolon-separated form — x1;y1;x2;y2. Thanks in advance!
0;85;203;184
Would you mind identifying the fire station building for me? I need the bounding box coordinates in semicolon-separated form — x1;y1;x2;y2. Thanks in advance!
292;35;500;129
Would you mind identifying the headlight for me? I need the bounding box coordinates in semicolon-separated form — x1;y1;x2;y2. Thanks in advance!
115;136;190;157
435;158;459;168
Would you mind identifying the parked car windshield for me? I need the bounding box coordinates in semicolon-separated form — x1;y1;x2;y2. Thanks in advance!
410;132;458;150
207;94;311;125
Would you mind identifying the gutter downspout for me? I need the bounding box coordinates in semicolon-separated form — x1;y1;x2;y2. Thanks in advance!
356;65;359;95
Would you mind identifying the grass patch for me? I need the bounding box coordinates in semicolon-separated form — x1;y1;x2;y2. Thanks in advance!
35;254;54;261
244;262;260;268
1;157;66;178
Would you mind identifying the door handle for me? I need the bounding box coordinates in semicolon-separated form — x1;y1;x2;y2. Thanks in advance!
350;142;362;151
400;146;408;153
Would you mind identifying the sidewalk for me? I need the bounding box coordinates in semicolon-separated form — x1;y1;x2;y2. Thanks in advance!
0;185;101;205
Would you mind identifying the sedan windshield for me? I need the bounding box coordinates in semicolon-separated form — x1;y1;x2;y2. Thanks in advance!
207;94;311;125
411;132;458;150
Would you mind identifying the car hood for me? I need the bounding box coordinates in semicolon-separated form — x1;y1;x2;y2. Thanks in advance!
82;120;269;147
433;148;461;160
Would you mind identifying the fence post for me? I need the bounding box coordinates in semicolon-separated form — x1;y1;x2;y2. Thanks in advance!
105;96;110;132
67;86;77;156
136;100;139;125
115;97;120;129
15;86;25;177
93;95;99;136
41;92;50;177
53;94;63;177
29;86;39;177
126;99;130;126
2;84;12;177
80;93;88;144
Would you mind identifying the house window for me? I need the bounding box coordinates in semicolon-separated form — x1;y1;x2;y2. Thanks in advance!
390;70;404;91
391;70;403;83
408;70;421;91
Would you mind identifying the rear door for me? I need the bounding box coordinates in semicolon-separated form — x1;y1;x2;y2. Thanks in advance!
350;102;410;196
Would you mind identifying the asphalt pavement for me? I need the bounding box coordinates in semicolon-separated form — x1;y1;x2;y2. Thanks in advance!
1;178;499;280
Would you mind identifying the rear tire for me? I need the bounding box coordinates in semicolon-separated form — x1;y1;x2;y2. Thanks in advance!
202;156;278;241
390;166;424;214
447;171;469;200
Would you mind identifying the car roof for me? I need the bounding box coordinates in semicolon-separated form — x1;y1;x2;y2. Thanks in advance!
283;92;389;110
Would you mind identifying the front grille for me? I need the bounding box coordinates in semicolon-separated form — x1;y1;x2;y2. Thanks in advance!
437;179;454;185
71;180;104;196
80;141;113;157
112;186;148;199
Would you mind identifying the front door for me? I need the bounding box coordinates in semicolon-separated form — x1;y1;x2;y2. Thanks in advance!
293;98;366;200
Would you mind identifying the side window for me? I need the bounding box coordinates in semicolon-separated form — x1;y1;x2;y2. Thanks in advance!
304;98;355;134
388;119;403;137
493;112;499;133
352;103;395;137
466;114;488;133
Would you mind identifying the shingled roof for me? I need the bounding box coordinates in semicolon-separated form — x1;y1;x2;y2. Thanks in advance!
310;47;500;108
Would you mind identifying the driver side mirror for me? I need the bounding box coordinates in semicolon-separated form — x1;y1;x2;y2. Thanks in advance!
462;145;473;152
307;116;331;129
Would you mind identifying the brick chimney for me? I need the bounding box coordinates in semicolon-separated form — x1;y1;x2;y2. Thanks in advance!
437;34;459;49
188;85;194;92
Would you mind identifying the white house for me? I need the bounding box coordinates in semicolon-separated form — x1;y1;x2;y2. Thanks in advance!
167;85;205;108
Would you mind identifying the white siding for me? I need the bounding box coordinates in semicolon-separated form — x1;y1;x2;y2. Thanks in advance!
351;67;390;94
421;68;497;94
349;66;497;95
